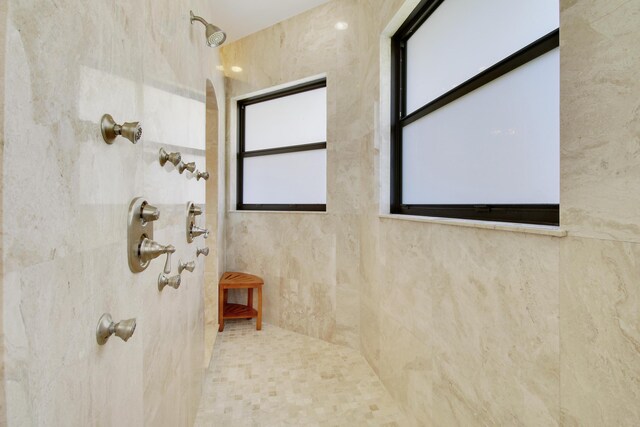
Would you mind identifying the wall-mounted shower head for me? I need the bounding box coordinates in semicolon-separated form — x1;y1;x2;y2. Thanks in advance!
190;10;226;47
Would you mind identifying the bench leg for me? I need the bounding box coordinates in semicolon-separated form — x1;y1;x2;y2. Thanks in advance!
247;288;253;309
257;286;262;331
218;286;225;332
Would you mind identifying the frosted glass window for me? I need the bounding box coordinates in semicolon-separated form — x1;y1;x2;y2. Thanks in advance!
402;49;559;204
406;0;559;114
391;0;559;225
245;87;327;151
237;79;327;210
243;151;326;204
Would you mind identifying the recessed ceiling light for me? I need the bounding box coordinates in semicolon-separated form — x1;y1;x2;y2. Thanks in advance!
231;66;243;73
334;22;349;30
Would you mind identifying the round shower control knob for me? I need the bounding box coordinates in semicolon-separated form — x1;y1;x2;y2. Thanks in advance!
158;273;182;291
140;202;160;222
178;161;196;174
159;148;182;167
96;313;137;345
178;260;196;274
196;170;210;181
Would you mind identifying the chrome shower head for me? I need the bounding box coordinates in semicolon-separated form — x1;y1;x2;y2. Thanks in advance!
190;10;227;47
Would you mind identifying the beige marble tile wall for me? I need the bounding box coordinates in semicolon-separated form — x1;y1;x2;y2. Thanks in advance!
221;0;640;426
2;0;224;425
363;222;561;425
559;0;640;424
221;0;360;349
0;1;6;424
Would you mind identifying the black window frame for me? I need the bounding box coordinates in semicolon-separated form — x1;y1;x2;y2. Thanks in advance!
237;78;327;212
391;0;560;226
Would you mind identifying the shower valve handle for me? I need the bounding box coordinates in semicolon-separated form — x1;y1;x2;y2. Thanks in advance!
159;148;182;167
178;260;196;274
190;225;209;239
189;204;203;216
196;170;210;181
139;238;175;274
96;313;137;345
158;273;182;291
140;202;160;223
178;161;196;174
163;250;173;274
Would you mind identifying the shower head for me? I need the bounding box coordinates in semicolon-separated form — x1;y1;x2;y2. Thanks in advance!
190;10;227;47
205;24;226;47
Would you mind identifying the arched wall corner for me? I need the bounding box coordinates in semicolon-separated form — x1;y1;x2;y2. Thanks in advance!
203;73;226;368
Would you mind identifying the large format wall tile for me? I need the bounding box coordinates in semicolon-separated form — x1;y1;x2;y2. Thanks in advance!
378;316;432;427
560;237;640;425
560;0;640;242
217;0;640;426
376;221;561;426
430;227;559;426
2;0;225;424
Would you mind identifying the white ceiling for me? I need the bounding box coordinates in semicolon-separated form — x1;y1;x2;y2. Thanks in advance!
209;0;330;44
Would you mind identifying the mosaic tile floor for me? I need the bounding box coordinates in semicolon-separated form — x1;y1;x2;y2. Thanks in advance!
194;320;409;427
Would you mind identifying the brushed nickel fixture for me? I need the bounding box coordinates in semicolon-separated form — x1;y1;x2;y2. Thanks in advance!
178;161;196;174
196;247;209;257
128;197;173;273
159;148;182;167
96;313;136;345
178;260;196;274
186;202;207;243
128;197;158;272
190;225;209;239
195;170;210;181
140;201;160;222
101;114;142;144
189;203;203;216
190;10;227;47
158;273;182;291
140;237;175;274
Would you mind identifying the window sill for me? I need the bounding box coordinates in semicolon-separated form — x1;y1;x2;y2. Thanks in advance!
229;210;328;215
379;214;567;237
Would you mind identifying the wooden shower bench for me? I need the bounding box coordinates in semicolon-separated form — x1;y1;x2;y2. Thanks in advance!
218;272;263;332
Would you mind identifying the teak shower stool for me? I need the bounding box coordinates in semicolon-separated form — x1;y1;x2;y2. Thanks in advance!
218;272;263;332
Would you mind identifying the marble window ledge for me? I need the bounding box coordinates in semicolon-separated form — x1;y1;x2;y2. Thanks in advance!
227;210;566;237
379;214;567;237
229;210;328;215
